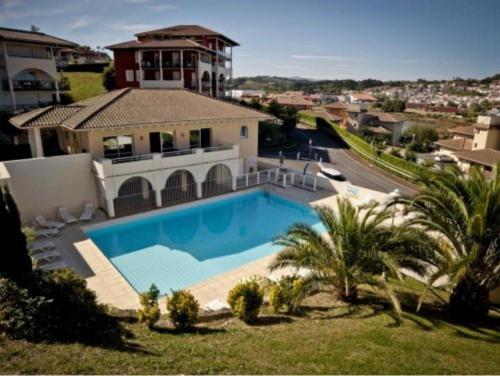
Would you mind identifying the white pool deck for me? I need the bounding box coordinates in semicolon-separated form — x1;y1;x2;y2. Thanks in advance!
52;182;401;312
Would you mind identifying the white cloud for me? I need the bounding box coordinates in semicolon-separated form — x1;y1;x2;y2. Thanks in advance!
69;15;92;30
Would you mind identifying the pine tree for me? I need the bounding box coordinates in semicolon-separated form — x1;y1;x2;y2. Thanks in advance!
0;185;32;279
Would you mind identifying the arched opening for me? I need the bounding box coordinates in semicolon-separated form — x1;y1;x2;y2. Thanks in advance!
114;176;156;216
218;73;225;95
162;169;197;206
201;71;211;95
202;164;232;197
13;68;55;90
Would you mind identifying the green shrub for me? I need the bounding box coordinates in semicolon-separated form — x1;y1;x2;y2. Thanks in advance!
0;277;50;340
227;280;264;323
138;284;161;329
0;270;125;343
268;276;304;313
166;290;199;330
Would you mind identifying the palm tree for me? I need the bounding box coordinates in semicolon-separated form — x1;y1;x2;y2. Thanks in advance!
402;164;500;319
270;198;430;320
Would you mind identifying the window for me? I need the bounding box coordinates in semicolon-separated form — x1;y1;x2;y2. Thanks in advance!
125;70;134;82
172;71;181;81
189;130;200;149
240;126;248;139
161;132;175;152
103;135;133;159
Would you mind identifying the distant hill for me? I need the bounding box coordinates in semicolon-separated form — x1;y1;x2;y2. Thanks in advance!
232;73;500;94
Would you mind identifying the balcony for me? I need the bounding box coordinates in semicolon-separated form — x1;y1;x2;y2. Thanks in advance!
93;144;239;179
2;79;70;91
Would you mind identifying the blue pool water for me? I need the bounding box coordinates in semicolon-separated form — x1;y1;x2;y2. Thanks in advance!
86;191;323;294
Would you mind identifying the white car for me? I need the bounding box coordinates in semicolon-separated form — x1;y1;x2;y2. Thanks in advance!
317;166;346;181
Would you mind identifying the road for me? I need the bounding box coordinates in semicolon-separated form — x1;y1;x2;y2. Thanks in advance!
259;124;418;197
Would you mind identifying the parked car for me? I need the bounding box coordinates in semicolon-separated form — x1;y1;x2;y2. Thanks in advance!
434;154;455;163
317;166;346;181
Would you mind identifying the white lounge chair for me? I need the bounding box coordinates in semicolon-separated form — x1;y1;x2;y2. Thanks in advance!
30;239;56;253
32;249;61;263
35;215;65;230
35;228;59;238
79;203;94;221
204;299;230;312
38;260;67;271
58;207;77;224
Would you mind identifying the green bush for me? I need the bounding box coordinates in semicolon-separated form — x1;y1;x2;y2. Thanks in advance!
402;124;438;152
227;280;264;323
138;284;161;329
0;269;124;343
268;276;304;313
0;277;50;340
166;290;199;330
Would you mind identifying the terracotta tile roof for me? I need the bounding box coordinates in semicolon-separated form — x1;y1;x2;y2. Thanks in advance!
301;110;343;122
276;96;314;106
323;102;348;109
448;125;475;137
134;25;239;46
106;39;211;51
366;126;391;135
367;111;402;123
10;88;273;130
351;93;378;102
0;27;76;47
434;137;472;151
454;149;500;167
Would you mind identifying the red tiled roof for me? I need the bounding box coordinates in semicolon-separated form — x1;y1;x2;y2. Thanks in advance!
134;25;239;46
454;149;500;167
10;88;273;130
434;138;472;151
448;125;475;137
106;38;212;51
0;27;76;47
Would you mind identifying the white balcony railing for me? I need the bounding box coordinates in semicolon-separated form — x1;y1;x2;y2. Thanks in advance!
94;144;239;179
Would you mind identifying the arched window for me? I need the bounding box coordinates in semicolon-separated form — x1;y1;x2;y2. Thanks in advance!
114;176;156;216
202;164;232;197
162;170;197;206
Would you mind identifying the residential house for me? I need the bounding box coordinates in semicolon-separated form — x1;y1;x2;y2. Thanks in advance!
8;88;272;218
275;95;314;110
435;115;500;173
58;46;111;70
107;25;238;97
0;27;76;111
347;92;378;104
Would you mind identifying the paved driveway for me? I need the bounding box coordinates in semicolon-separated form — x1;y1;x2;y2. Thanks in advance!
259;124;418;197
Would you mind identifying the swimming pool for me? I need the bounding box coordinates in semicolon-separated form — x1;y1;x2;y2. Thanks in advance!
86;191;323;294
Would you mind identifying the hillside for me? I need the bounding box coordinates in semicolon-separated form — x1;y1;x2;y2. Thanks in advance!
232;73;500;94
64;72;106;102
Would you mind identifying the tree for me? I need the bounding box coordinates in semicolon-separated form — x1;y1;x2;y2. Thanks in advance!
402;124;438;152
30;25;40;32
270;198;430;321
0;185;32;280
102;64;116;91
265;100;298;135
381;97;406;112
402;165;500;320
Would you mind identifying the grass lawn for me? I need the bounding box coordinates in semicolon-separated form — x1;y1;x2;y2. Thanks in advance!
64;72;106;102
1;278;499;374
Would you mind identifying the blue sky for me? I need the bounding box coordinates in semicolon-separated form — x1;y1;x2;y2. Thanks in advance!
1;0;499;80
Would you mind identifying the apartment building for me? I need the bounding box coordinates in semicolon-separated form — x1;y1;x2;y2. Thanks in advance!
0;27;76;111
9;88;272;217
435;115;500;173
107;25;237;97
